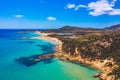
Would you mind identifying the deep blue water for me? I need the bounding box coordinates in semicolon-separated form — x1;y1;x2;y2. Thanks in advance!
0;29;98;80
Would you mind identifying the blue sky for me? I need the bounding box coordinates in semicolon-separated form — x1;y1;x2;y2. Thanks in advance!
0;0;120;29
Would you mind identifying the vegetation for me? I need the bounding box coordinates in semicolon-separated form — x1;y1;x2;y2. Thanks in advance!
44;24;120;79
50;32;120;79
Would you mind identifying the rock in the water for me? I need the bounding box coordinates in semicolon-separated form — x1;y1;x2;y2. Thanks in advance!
15;54;55;66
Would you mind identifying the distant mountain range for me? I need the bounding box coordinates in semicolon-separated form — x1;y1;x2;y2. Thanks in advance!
52;25;101;33
42;24;120;33
104;24;120;31
59;24;120;30
60;24;120;31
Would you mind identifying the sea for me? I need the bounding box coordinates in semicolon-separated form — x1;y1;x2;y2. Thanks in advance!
0;29;99;80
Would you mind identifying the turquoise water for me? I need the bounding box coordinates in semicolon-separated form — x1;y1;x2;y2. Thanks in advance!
0;30;99;80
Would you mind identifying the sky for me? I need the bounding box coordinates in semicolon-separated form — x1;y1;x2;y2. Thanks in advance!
0;0;120;29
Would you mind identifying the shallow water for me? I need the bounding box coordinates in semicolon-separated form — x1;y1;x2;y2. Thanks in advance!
0;29;99;80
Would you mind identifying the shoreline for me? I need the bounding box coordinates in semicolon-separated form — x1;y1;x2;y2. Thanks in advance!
32;31;63;52
33;31;116;80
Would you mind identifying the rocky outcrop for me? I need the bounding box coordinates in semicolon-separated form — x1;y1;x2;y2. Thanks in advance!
15;54;55;66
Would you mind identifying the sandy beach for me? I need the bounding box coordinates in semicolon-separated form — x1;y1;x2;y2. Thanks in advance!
32;31;63;52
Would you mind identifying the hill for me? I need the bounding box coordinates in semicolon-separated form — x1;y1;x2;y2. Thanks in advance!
41;25;101;33
105;24;120;31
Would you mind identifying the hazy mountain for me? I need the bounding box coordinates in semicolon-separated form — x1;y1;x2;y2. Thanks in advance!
105;24;120;31
59;25;99;30
41;24;120;33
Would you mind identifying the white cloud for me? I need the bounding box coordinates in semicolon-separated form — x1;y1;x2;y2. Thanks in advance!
65;3;76;9
47;16;56;21
65;0;120;16
88;0;120;16
111;0;117;5
14;14;24;18
109;9;120;15
75;5;87;11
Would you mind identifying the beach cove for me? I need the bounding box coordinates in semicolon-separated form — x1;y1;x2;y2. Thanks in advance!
0;29;99;80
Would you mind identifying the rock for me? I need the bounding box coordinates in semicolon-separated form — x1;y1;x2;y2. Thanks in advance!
15;56;39;66
15;54;55;66
94;73;101;78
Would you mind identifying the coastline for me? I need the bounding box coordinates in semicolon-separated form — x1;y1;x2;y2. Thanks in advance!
32;31;116;80
32;31;63;52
